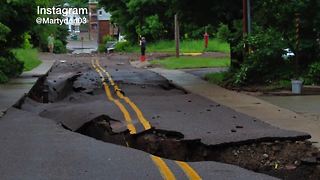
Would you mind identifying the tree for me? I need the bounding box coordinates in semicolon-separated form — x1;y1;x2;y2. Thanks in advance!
0;0;36;49
100;0;177;42
0;0;37;83
225;0;320;85
30;0;68;53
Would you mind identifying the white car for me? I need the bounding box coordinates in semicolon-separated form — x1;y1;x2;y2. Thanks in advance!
118;34;126;42
282;48;295;60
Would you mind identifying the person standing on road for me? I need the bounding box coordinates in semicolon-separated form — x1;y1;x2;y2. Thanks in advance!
140;37;146;62
47;34;54;53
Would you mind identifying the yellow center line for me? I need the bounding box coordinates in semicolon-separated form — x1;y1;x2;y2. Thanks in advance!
95;59;151;130
92;58;202;180
91;59;137;134
150;155;176;180
176;161;202;180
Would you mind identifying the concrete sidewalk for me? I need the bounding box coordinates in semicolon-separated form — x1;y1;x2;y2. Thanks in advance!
150;68;320;147
0;60;55;114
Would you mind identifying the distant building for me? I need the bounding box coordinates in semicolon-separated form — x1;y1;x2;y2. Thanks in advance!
97;8;118;44
88;0;98;40
65;13;81;34
64;3;80;34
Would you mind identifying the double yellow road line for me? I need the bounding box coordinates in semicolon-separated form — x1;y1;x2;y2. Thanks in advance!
91;58;201;180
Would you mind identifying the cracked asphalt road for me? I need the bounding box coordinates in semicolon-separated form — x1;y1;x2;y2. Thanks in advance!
24;54;308;144
1;53;312;179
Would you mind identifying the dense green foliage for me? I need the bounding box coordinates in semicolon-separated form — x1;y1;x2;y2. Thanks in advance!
0;53;24;83
30;0;68;53
101;0;320;86
306;61;320;85
100;0;241;42
115;39;230;53
0;0;70;83
115;42;132;52
12;48;41;71
230;27;290;85
0;0;41;82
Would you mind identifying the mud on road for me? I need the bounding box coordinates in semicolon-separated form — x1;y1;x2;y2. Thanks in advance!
17;54;320;179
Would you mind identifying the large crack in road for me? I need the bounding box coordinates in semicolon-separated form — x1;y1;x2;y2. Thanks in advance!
16;54;320;179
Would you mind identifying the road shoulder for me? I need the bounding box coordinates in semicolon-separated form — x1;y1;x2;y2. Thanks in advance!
148;67;320;148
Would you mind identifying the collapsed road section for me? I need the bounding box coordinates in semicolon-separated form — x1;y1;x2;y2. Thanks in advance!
16;54;320;179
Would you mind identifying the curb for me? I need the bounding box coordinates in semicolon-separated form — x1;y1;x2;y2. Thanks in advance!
0;60;55;116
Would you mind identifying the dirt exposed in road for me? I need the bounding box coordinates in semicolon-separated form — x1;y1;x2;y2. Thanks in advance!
18;56;320;180
77;118;320;180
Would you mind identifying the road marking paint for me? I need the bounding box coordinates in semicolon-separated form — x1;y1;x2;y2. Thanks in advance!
122;96;151;130
175;161;202;180
95;60;151;130
92;59;202;180
151;155;176;180
91;59;137;134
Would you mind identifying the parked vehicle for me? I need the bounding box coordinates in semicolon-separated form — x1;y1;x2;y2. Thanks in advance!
282;48;295;60
105;41;116;53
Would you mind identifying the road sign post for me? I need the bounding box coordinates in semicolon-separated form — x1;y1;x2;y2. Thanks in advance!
175;14;180;58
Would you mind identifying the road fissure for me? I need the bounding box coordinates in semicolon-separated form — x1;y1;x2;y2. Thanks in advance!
91;58;202;180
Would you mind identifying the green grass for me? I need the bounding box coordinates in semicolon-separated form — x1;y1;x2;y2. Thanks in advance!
120;39;230;53
204;72;227;85
12;48;41;71
151;56;230;69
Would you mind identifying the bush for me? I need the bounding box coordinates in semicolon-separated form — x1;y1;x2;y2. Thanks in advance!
0;52;24;83
115;41;132;52
102;35;114;44
306;61;320;84
137;15;165;41
30;24;68;52
182;24;215;40
12;48;41;71
22;32;33;49
231;27;288;86
98;44;106;53
0;22;10;47
0;70;9;83
53;40;67;54
216;23;231;42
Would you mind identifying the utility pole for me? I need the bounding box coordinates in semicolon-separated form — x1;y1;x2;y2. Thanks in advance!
243;0;252;55
295;13;301;75
247;0;252;35
242;0;248;36
175;14;180;58
243;0;252;36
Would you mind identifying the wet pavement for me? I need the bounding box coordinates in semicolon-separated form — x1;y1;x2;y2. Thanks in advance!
67;37;98;54
151;68;320;148
260;95;320;114
1;53;318;179
0;108;277;180
182;67;228;78
0;59;54;112
20;55;310;145
260;95;320;125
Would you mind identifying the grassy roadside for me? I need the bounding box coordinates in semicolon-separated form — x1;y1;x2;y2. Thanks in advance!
118;39;230;53
151;56;230;69
205;72;292;91
204;72;227;85
12;48;41;71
